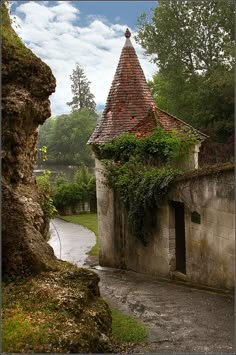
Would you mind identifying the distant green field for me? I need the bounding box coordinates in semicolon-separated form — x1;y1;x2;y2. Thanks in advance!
59;214;99;256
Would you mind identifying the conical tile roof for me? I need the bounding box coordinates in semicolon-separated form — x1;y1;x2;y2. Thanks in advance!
88;29;206;144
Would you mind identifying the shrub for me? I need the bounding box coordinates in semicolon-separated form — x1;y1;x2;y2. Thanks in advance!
52;166;96;212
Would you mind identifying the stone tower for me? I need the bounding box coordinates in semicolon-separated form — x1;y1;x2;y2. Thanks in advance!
88;29;206;268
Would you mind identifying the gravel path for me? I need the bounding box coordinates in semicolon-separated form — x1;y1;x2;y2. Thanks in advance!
48;218;234;353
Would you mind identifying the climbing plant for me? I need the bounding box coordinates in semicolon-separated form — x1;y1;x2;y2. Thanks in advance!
94;128;196;164
93;128;197;244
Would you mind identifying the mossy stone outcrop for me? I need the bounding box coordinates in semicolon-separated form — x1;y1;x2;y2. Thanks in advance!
2;5;113;352
2;3;57;277
3;264;113;353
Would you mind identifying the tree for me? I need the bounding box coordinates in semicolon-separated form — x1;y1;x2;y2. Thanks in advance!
67;63;96;111
136;0;234;150
38;109;97;166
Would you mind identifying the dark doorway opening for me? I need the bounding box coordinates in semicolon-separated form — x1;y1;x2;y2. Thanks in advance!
172;201;186;274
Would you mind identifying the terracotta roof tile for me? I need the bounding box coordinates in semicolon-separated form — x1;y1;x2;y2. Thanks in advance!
88;30;206;144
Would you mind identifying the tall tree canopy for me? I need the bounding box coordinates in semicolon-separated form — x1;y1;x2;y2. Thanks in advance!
67;63;96;111
136;0;234;151
38;109;97;166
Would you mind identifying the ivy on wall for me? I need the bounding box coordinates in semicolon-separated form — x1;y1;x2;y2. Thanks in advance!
93;128;197;244
94;128;197;164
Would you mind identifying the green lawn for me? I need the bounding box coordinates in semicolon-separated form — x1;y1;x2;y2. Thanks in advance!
58;214;99;256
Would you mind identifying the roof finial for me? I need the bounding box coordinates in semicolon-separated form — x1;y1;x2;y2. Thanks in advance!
125;28;131;38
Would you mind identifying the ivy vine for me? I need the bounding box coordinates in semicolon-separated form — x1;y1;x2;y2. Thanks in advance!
93;128;197;244
94;127;197;164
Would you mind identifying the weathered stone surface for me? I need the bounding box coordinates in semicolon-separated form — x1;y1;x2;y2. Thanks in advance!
97;159;234;290
2;4;56;277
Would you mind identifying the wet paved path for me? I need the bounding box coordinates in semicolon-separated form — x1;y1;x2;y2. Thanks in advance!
96;268;234;353
49;218;234;353
49;218;95;266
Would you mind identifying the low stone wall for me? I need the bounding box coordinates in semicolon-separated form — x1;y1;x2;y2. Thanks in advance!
96;158;234;290
57;200;96;216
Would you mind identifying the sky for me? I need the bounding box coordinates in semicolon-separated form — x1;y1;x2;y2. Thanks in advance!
10;1;158;116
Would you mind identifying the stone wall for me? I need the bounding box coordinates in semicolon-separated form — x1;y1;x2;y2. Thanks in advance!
96;160;234;290
168;166;234;289
95;159;119;267
57;201;94;216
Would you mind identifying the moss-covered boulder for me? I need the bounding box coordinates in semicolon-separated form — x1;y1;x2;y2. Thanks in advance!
3;263;113;353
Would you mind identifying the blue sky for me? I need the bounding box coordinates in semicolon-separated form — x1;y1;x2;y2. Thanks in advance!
11;1;157;115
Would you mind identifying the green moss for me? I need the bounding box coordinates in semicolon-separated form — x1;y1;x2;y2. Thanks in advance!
2;267;112;353
2;2;35;60
2;305;49;353
58;214;99;256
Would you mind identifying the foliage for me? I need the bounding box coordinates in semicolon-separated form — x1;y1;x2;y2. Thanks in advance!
111;308;147;343
95;128;196;164
137;1;234;73
59;214;99;256
53;166;96;211
38;146;48;162
95;128;194;243
74;163;92;186
104;159;179;244
37;109;97;166
53;182;85;209
37;170;57;223
67;63;96;111
136;0;234;159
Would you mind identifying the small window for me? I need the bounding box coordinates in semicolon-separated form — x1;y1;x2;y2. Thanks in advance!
191;211;201;224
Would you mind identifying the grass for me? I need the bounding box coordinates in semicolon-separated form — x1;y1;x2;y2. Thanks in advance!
111;308;147;343
58;214;99;256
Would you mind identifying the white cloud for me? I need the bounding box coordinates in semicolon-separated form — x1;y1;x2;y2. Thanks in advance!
12;1;157;115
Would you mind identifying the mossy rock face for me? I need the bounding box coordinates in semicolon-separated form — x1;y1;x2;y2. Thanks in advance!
2;2;57;278
1;5;113;352
2;265;113;353
2;3;55;99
